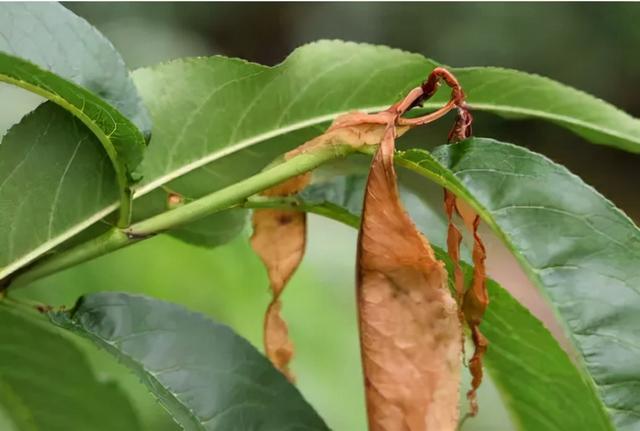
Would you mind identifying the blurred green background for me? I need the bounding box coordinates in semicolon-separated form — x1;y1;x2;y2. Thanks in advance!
6;3;640;430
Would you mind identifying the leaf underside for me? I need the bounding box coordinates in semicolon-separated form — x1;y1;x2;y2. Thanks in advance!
0;4;150;198
49;292;329;431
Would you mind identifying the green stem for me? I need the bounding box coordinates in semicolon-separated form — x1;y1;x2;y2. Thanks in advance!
7;145;356;288
244;196;360;228
126;145;355;236
9;229;132;289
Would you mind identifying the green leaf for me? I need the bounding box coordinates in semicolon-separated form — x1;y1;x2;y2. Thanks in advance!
478;275;613;431
452;254;613;431
0;2;151;141
251;174;614;431
0;104;118;279
6;40;640;280
49;292;329;431
0;3;150;231
132;40;640;211
0;302;139;431
396;138;639;430
452;67;640;153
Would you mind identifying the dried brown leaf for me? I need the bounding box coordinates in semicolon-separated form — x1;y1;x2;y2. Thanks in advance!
444;190;465;309
357;125;462;431
462;213;489;417
444;193;489;417
444;189;467;364
251;207;306;381
251;111;412;379
251;172;310;381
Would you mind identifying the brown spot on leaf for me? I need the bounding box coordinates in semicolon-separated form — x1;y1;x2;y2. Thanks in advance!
277;213;293;225
357;125;462;431
167;192;184;209
35;304;53;313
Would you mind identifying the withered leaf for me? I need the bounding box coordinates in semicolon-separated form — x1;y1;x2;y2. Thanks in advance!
357;125;462;431
444;193;489;417
444;189;467;360
461;212;489;416
250;111;411;380
444;190;465;310
251;174;310;381
250;67;473;400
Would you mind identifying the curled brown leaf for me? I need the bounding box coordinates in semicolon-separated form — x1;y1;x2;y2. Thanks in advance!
444;189;467;363
444;195;489;417
436;68;488;418
357;125;462;431
461;213;489;417
251;174;310;381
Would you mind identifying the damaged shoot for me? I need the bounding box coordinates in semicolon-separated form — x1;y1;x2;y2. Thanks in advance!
250;67;489;429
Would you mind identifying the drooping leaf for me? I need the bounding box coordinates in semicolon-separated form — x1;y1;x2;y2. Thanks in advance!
6;40;640;282
251;173;311;379
446;192;489;416
251;207;305;380
251;173;615;431
357;124;461;431
49;292;329;431
247;83;431;377
0;302;139;431
396;138;639;430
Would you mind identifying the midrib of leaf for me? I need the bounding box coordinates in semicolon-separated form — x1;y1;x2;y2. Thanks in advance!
135;104;394;196
468;101;637;149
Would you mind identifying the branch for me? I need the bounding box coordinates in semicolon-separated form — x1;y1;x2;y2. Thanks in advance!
5;144;357;289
